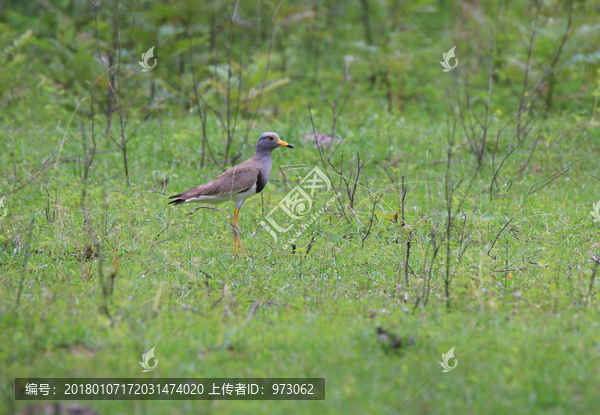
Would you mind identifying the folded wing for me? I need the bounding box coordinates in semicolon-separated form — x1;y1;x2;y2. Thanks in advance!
169;159;259;205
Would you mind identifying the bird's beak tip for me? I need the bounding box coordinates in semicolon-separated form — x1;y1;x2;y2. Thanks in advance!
277;140;293;148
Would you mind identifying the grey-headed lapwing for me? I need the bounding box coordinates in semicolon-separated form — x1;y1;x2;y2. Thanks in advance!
169;132;293;259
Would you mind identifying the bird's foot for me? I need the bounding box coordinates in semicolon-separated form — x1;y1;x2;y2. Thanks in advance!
232;228;250;260
234;252;251;261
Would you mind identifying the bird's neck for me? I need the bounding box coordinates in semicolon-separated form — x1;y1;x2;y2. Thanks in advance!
252;150;273;176
252;149;273;162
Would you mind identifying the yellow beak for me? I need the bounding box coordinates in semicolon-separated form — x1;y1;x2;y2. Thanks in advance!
277;139;294;148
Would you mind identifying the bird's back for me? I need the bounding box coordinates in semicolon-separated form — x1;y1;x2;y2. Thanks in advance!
168;158;260;205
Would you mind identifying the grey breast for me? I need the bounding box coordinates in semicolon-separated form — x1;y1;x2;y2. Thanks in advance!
254;153;272;194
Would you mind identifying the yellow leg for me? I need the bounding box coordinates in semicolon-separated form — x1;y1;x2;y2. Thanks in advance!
232;208;239;254
231;208;249;260
232;207;240;228
233;228;248;259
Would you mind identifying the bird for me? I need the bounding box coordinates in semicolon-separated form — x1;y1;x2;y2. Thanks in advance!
376;326;416;354
168;132;293;259
376;326;404;350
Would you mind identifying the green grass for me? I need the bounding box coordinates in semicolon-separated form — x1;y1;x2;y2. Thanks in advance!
1;112;600;414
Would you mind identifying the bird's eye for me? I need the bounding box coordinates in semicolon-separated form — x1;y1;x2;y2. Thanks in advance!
268;136;275;141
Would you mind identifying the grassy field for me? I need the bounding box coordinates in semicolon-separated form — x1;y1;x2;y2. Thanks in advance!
2;0;600;413
2;110;600;414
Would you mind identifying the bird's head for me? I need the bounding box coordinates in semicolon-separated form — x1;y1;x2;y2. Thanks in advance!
256;132;294;153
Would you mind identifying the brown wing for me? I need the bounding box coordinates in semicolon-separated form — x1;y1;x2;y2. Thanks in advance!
168;159;259;204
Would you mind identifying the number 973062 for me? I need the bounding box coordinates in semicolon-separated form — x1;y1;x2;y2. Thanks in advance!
272;384;314;395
